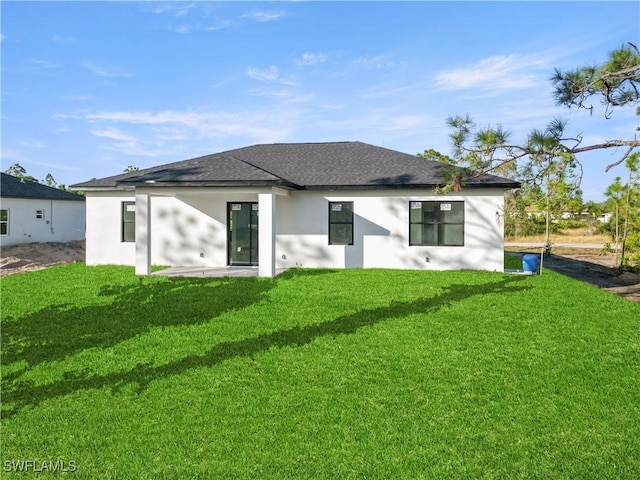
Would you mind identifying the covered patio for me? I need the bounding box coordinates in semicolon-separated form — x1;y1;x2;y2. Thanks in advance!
134;187;290;278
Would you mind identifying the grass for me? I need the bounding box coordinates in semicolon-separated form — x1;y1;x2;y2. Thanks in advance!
2;261;639;479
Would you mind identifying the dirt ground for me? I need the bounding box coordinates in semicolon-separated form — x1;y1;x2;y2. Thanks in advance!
507;247;640;304
1;241;639;303
0;241;85;277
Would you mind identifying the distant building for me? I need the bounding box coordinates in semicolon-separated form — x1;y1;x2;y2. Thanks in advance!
0;173;85;246
597;212;614;224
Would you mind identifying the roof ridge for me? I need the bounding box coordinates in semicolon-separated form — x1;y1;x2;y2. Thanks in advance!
251;140;356;147
227;152;301;188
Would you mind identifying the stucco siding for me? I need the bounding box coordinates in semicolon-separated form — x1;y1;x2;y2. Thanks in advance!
0;197;85;247
274;190;505;272
149;192;256;267
84;188;506;272
85;192;135;265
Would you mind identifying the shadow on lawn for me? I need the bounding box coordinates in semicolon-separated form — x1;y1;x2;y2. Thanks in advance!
1;275;276;383
2;274;530;418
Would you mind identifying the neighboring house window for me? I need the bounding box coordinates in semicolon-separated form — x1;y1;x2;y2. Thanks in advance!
328;201;354;245
409;201;464;246
0;209;8;236
122;202;136;242
36;209;45;220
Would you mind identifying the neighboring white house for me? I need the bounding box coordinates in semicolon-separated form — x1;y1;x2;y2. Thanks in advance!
1;173;86;247
597;212;614;224
71;142;520;277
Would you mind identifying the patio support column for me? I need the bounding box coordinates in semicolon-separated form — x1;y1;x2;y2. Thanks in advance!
135;191;151;275
258;191;276;277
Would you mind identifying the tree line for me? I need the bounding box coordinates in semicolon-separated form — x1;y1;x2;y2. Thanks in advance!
420;42;639;269
3;163;71;191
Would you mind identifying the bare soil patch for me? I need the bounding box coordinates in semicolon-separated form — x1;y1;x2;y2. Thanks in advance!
507;246;640;304
0;241;85;277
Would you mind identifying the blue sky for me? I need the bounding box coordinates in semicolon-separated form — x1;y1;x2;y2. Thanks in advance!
2;1;638;201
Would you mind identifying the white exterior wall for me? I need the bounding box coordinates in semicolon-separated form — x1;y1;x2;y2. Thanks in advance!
85;188;264;267
85;191;136;265
84;187;506;272
275;189;505;272
148;190;257;267
0;197;85;247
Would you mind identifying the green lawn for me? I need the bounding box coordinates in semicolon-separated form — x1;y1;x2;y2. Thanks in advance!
2;261;639;479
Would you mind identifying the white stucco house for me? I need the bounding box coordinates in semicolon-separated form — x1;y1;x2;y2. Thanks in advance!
1;172;86;247
70;142;520;277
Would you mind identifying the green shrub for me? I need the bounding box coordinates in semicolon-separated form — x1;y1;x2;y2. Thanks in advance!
505;214;559;237
555;219;587;229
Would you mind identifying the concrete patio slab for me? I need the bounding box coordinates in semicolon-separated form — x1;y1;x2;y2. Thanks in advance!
151;266;287;278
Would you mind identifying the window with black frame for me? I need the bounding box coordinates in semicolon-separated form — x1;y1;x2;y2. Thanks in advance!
409;201;464;246
122;201;136;242
328;201;353;245
0;209;8;236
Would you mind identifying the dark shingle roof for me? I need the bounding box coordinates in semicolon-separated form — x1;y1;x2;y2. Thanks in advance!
71;141;520;190
1;173;85;201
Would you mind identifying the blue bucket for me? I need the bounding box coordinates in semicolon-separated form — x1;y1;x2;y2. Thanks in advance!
522;254;539;274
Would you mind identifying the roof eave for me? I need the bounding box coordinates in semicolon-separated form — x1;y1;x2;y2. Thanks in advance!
73;180;300;190
1;193;86;201
302;182;521;191
68;184;135;192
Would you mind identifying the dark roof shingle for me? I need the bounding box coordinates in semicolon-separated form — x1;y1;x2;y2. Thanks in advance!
1;173;85;201
71;141;520;190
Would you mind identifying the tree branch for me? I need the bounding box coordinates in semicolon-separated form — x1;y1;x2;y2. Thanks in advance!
603;146;636;172
570;139;640;154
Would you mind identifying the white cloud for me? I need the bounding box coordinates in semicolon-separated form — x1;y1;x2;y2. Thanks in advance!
295;52;327;66
434;54;549;94
151;3;196;17
1;147;25;162
83;62;134;78
61;94;93;101
361;82;424;100
27;159;78;172
91;126;177;157
353;55;396;70
247;66;280;82
66;108;298;156
206;20;233;31
90;128;138;143
241;10;287;22
175;24;192;34
174;5;194;17
248;87;314;104
85;110;203;126
29;58;61;70
101;142;172;158
1;147;77;171
247;65;299;87
20;141;46;148
381;115;430;132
